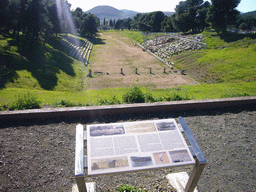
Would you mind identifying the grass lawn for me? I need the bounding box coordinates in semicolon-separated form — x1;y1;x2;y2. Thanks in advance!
171;31;256;84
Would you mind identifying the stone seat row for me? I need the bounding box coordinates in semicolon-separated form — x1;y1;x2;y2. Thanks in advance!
60;36;93;65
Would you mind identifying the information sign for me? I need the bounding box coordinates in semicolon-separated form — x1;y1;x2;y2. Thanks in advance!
87;119;195;176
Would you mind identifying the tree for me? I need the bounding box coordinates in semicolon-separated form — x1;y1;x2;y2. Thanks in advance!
173;0;209;33
124;18;132;30
150;11;165;32
109;19;114;27
80;13;99;37
207;0;241;33
73;7;83;18
175;1;188;15
26;0;50;40
133;12;165;32
187;0;204;7
239;23;248;31
48;2;61;35
161;16;175;32
197;8;209;32
0;0;10;31
114;19;123;29
172;13;193;32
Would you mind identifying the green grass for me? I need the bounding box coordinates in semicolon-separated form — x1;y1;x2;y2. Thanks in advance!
117;30;145;44
172;31;256;84
0;33;88;91
1;81;255;110
115;184;143;192
7;92;41;110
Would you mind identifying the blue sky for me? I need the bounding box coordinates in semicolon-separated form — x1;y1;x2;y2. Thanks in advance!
69;0;256;13
236;0;256;13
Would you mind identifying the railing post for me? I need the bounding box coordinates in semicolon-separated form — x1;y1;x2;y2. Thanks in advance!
75;124;86;192
178;117;207;192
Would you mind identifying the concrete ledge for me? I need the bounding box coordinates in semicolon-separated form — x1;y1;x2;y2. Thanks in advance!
0;96;256;120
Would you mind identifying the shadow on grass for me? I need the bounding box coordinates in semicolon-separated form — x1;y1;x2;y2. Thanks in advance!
220;33;256;43
0;35;75;90
92;37;106;45
79;33;106;45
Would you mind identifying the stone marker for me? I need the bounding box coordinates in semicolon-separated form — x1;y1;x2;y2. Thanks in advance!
87;69;92;77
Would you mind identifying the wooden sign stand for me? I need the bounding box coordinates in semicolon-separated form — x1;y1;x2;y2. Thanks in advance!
74;117;206;192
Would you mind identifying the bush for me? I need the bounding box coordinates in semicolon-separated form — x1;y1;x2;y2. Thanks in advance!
144;92;155;102
154;93;191;102
9;92;41;110
97;96;121;105
239;23;248;31
115;184;143;192
123;84;145;103
52;99;83;108
221;92;250;98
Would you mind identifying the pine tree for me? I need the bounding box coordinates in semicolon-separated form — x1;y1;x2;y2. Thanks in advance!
207;0;241;33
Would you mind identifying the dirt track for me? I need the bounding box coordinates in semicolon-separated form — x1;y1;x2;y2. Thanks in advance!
1;104;255;191
88;32;198;89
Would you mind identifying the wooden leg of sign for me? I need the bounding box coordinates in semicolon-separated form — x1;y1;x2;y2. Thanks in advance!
75;175;86;192
185;158;206;192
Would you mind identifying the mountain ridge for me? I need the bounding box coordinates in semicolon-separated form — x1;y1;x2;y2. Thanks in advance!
86;5;174;20
241;10;256;18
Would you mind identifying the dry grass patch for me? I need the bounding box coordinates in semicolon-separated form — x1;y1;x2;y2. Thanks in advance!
88;31;198;89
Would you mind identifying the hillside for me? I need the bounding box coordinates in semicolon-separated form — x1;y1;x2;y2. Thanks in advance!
121;9;139;18
163;12;175;16
86;5;174;20
241;10;256;18
86;5;137;20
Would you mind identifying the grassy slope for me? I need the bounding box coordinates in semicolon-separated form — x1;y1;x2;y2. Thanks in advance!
171;31;256;84
0;31;255;110
0;34;88;92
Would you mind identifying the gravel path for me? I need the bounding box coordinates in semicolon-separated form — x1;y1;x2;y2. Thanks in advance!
1;104;255;191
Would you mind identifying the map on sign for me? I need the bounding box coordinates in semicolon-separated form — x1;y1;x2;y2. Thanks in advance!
87;119;195;175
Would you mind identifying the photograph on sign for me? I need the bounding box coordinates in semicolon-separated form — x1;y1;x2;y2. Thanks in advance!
130;155;153;167
91;156;129;171
125;122;157;134
169;150;193;163
153;152;170;164
156;122;177;131
90;124;125;137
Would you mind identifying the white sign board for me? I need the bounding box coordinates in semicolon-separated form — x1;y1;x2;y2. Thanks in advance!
87;119;195;176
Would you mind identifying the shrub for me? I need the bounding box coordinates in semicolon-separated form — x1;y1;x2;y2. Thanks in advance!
144;92;155;102
97;96;121;105
115;184;143;192
221;92;250;98
154;93;191;102
9;92;41;110
123;84;145;103
52;99;83;108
